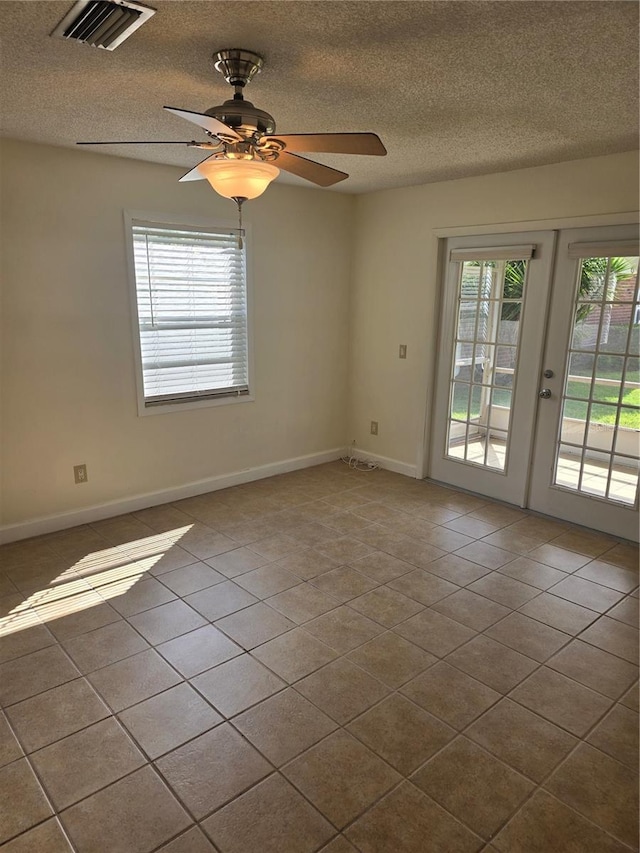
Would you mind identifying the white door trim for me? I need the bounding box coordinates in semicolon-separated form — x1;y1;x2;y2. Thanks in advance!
432;211;639;239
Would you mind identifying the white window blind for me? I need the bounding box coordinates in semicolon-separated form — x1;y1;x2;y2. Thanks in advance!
449;245;536;262
131;221;249;406
567;240;639;259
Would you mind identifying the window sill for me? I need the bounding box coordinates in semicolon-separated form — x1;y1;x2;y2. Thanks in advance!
137;393;255;417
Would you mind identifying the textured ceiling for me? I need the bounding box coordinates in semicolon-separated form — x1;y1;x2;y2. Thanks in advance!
0;1;638;193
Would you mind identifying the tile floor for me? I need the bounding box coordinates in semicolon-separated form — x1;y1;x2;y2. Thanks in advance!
0;462;638;853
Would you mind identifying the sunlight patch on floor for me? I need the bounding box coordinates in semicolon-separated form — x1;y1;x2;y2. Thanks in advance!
0;525;192;638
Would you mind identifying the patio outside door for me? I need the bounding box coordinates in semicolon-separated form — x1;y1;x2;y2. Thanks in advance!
430;225;639;542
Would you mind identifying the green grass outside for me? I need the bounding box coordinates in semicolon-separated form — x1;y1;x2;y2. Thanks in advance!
562;381;639;428
451;381;639;428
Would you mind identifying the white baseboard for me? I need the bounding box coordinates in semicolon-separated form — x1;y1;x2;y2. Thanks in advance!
357;451;418;479
0;448;343;545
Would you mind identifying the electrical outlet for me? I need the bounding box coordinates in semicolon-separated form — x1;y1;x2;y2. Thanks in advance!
399;344;407;359
370;421;378;436
74;464;88;484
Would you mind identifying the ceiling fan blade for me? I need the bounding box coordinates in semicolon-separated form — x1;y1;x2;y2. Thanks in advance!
276;151;348;187
178;155;218;182
164;106;242;141
266;133;386;156
77;140;197;145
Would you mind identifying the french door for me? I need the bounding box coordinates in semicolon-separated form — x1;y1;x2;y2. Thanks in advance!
529;225;639;540
431;225;639;541
430;231;557;506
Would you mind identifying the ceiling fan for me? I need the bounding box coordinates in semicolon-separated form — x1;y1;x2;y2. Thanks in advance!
78;48;387;205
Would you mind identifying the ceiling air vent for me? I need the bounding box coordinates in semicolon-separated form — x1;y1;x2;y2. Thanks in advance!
51;0;155;51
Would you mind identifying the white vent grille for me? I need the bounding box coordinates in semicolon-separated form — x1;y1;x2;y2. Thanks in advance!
51;0;155;50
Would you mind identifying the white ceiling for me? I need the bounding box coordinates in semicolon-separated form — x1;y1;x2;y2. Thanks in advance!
0;0;637;193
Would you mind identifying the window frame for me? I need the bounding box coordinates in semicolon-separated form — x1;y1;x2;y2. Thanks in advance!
124;210;254;417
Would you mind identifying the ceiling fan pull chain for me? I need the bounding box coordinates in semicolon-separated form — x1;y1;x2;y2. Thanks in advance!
232;196;246;249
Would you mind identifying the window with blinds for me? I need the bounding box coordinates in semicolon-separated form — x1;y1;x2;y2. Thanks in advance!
130;221;249;407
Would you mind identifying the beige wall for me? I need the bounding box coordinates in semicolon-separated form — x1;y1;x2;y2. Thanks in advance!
1;141;637;532
348;150;639;473
0;140;353;526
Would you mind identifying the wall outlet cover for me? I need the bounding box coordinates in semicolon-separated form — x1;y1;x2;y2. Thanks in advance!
74;464;88;484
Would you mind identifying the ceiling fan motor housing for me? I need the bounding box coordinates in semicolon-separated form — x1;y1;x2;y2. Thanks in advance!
208;50;275;139
205;99;276;137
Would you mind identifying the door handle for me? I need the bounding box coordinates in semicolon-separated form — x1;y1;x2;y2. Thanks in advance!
538;389;552;399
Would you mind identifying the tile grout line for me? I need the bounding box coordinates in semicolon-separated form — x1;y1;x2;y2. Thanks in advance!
262;577;637;844
1;569;635;719
0;709;81;853
1;466;636;851
1;560;635;734
474;713;639;851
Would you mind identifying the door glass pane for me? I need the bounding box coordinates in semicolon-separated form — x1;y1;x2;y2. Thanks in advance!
495;368;514;391
491;387;512;413
609;455;640;503
446;258;528;471
595;355;625;404
586;404;617;453
475;302;492;342
566;373;591;400
469;384;483;421
623;355;639;397
498;310;521;344
598;306;629;353
619;405;640;430
451;382;471;421
568;352;594;381
457;303;478;341
503;261;525;299
473;343;492;378
553;256;639;506
496;345;517;373
460;261;483;299
560;400;588;445
484;429;508;469
555;443;583;489
581;468;609;498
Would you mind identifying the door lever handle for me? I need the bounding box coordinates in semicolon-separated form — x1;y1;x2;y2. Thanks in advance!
538;389;552;399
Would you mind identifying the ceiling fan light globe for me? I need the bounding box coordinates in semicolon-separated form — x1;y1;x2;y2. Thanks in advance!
197;160;280;200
